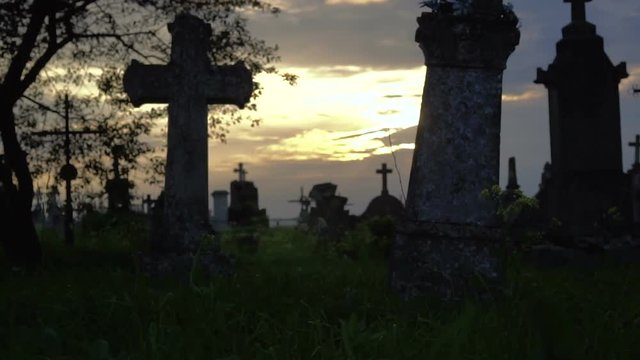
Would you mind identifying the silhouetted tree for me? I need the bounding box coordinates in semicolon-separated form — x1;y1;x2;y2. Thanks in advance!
0;0;295;269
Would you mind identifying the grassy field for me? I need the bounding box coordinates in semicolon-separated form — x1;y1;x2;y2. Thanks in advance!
1;213;639;359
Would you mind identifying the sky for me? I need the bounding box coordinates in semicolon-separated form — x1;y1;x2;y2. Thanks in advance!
140;0;640;221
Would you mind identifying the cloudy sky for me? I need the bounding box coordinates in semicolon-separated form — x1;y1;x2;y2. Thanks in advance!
145;0;640;221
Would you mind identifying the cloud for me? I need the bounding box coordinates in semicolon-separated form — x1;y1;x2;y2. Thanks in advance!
502;88;545;103
258;125;415;162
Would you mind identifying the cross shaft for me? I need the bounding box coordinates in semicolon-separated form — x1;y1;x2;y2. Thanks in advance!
234;162;247;182
376;163;393;194
564;0;591;22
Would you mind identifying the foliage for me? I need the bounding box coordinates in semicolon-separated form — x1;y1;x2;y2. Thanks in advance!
2;0;296;194
480;184;539;227
481;185;542;249
419;0;519;26
1;223;639;359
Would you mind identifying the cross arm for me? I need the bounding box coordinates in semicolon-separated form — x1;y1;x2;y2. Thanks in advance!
123;60;173;107
202;61;253;109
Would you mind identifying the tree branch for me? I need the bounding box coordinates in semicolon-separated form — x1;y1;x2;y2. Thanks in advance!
17;36;73;97
2;0;47;98
21;94;66;120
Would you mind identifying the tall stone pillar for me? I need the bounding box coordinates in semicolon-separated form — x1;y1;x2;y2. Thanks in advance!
390;1;520;301
535;0;628;237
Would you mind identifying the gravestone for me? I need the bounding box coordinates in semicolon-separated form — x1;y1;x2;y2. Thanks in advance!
308;182;352;232
227;163;268;227
123;14;251;278
506;157;520;192
211;190;229;231
361;163;404;222
390;0;520;301
534;0;629;237
105;145;133;212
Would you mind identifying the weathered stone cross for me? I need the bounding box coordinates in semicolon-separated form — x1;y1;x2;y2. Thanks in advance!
629;134;640;167
376;163;392;195
565;0;590;22
123;14;252;253
234;162;247;182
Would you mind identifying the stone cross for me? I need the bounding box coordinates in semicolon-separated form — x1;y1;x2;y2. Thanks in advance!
630;135;640;167
32;93;102;245
123;14;252;253
565;0;590;22
376;163;393;195
506;156;520;191
234;162;247;182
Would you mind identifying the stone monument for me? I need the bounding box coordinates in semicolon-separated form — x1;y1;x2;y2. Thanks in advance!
361;163;404;222
105;145;133;212
308;182;353;232
390;0;520;300
123;14;251;276
534;0;629;237
228;163;268;227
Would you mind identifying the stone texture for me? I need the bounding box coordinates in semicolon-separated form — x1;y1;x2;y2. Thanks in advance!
390;3;519;301
407;67;504;225
391;223;504;301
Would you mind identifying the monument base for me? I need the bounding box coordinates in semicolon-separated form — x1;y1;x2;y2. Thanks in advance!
389;221;505;302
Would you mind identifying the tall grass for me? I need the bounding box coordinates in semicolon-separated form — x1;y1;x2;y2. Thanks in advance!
1;213;639;359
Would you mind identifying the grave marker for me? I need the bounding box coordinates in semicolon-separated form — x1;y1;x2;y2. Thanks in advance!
123;14;252;254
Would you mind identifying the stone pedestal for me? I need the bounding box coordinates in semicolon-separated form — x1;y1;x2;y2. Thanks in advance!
212;190;229;231
390;5;519;301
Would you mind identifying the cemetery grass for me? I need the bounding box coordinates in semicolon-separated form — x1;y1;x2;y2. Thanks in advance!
0;215;639;359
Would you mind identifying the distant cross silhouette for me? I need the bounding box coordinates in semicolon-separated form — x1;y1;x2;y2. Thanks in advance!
629;134;640;167
376;163;393;195
565;0;590;22
234;162;247;182
32;94;102;245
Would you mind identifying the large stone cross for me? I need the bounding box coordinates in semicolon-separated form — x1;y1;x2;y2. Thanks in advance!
123;13;253;253
630;134;640;167
376;163;392;195
564;0;590;22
